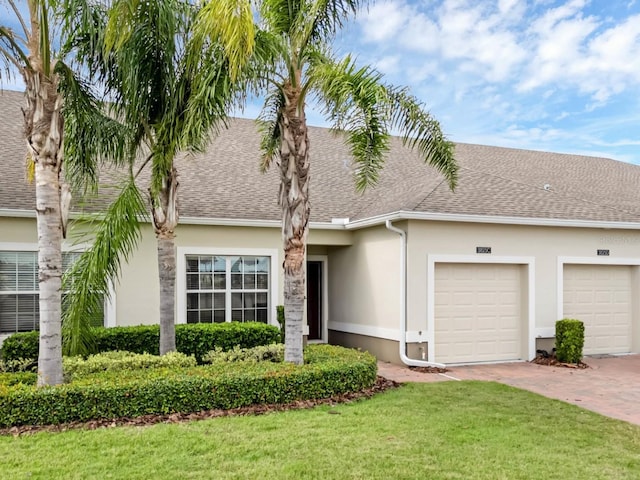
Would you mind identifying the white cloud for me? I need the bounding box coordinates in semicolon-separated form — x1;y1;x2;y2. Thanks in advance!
359;1;410;42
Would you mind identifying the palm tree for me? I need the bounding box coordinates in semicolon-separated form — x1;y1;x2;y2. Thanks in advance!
0;0;120;384
61;0;237;355
197;0;459;364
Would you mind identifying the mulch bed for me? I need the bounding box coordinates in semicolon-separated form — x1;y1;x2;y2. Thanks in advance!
408;366;449;374
531;354;589;369
0;376;400;437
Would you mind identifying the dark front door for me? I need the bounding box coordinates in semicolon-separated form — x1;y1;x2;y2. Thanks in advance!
306;261;323;341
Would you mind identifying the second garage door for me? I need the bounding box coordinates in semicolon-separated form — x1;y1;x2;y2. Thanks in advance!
563;264;633;355
434;263;523;364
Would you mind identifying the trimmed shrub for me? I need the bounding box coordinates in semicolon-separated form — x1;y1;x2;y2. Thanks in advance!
0;345;377;427
1;331;39;364
203;344;284;364
555;319;585;363
0;372;37;387
175;323;280;363
0;357;37;373
63;351;197;381
1;322;280;365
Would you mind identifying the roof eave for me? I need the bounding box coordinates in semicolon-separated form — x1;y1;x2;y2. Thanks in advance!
344;210;640;230
4;208;640;231
0;208;35;218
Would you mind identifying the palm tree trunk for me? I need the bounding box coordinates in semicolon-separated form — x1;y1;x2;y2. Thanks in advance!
157;233;176;354
35;160;64;386
23;74;65;386
279;82;310;365
151;167;179;355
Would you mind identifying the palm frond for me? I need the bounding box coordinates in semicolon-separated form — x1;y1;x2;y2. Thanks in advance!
309;53;390;191
257;89;285;172
102;0;188;128
193;0;254;81
62;178;147;356
7;0;29;39
291;0;367;56
0;26;31;70
181;46;234;153
385;86;458;190
58;0;112;78
56;61;132;192
38;0;51;75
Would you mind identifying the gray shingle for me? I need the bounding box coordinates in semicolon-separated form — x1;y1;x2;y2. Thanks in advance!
2;89;640;224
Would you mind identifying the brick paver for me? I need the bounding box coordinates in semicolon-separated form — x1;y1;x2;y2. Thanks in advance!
378;355;640;425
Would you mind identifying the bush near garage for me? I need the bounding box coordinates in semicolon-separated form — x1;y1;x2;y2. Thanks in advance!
555;319;585;363
0;345;377;428
0;322;281;367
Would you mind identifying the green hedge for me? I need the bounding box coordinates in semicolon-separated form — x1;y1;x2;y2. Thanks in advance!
1;322;281;364
0;345;377;428
555;318;585;363
63;351;198;381
0;331;39;364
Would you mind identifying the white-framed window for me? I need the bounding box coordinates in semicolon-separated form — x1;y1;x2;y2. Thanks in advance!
177;247;279;325
0;250;105;334
185;255;270;323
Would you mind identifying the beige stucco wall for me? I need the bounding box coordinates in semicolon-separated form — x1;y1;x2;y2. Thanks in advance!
8;212;640;364
115;224;285;326
406;221;640;332
327;224;401;336
324;220;640;364
1;216;354;330
0;217;38;243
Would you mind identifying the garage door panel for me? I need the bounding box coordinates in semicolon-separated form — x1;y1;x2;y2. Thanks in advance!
563;264;632;355
435;263;522;364
452;292;474;305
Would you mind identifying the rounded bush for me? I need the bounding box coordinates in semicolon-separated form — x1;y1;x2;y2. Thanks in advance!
555;318;584;363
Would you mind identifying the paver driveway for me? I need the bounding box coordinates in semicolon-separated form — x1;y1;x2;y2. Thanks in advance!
377;355;640;425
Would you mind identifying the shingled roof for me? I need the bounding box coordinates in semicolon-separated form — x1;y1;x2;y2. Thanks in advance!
2;89;640;226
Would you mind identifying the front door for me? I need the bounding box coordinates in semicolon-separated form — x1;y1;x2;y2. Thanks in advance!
306;260;323;341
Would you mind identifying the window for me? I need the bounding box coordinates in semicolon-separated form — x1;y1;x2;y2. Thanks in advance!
185;255;270;324
0;251;104;334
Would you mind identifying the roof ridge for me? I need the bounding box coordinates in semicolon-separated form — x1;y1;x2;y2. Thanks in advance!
406;176;449;211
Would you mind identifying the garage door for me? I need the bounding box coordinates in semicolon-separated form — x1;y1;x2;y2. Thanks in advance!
435;263;523;364
563;264;632;355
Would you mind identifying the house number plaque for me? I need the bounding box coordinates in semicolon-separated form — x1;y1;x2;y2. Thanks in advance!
476;247;492;254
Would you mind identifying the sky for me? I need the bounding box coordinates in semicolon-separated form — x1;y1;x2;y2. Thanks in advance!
2;0;640;164
333;0;640;164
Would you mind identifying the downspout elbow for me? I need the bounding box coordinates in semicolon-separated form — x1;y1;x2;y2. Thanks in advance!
385;219;445;369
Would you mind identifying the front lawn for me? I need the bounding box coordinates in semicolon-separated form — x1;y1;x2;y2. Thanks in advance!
1;381;639;479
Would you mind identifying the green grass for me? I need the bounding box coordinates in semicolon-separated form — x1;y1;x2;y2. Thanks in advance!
1;381;639;479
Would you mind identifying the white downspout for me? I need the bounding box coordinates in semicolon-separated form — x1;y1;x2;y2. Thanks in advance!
385;220;446;368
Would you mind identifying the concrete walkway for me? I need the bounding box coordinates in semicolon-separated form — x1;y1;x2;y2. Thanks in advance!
377;355;640;426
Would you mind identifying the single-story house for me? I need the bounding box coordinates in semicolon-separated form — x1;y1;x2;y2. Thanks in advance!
3;89;640;366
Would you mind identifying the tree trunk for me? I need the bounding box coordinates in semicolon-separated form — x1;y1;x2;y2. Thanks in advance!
157;234;177;354
23;72;65;386
279;82;310;365
151;167;179;355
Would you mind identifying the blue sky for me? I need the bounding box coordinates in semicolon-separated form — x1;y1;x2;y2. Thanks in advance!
3;0;640;163
332;0;640;164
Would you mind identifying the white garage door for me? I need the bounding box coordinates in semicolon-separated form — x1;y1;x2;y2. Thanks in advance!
435;263;523;364
563;264;632;355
